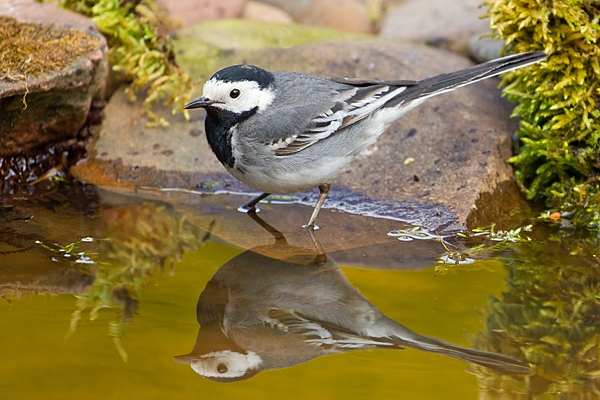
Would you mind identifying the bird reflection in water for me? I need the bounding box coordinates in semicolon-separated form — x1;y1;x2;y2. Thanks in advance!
175;214;530;382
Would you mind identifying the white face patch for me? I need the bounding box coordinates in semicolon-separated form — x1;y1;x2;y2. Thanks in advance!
202;78;275;114
189;350;263;379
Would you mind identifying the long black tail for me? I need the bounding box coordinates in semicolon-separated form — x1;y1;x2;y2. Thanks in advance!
394;333;531;375
386;51;547;107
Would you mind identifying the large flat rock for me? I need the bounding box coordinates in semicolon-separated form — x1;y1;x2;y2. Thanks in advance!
73;38;526;232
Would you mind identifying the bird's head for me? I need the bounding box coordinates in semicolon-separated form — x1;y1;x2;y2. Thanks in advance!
185;65;276;115
174;350;263;382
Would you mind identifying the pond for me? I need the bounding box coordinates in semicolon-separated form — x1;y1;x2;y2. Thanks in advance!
1;183;599;399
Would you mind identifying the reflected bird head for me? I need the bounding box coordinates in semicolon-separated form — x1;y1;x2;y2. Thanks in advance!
174;350;263;382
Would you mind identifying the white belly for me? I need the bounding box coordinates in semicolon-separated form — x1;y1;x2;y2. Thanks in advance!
224;106;417;194
227;154;351;194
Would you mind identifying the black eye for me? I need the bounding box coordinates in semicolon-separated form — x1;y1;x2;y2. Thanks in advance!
217;363;228;373
229;89;240;99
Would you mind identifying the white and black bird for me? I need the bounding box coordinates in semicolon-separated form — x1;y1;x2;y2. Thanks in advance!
174;231;530;382
185;52;546;227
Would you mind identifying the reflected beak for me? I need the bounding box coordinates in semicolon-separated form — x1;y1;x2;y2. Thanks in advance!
184;97;221;109
173;354;196;364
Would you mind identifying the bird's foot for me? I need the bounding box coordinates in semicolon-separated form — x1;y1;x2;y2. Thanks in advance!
238;204;260;214
239;193;270;214
302;224;320;230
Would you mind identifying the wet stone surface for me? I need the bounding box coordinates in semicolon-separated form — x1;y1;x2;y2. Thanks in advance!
96;186;439;264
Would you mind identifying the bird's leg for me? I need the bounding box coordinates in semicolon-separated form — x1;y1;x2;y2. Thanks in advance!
247;211;288;245
305;183;331;229
239;192;270;213
306;225;327;265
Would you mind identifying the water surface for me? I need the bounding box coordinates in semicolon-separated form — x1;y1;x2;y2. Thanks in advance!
1;184;598;399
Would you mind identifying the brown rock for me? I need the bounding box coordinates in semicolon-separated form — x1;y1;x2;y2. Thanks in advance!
157;0;247;28
255;41;522;231
73;39;525;232
379;0;490;55
0;0;108;156
297;0;372;34
71;86;223;188
242;1;293;24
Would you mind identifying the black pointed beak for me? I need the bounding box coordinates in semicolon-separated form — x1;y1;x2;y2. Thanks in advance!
184;97;221;109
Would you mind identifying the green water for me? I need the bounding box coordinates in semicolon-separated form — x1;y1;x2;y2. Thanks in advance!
1;185;599;399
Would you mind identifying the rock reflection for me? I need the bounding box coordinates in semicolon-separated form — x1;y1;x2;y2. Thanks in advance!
175;216;530;382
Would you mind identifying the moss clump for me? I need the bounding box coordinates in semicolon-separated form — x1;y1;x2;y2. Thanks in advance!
0;16;101;79
47;0;193;126
484;1;600;228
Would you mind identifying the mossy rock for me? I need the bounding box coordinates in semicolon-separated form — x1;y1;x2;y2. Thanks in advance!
0;16;108;156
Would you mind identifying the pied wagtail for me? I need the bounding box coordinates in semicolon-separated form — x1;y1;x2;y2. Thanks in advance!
185;51;546;228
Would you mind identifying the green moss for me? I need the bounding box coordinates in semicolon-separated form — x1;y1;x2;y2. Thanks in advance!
44;0;193;127
484;0;600;229
0;16;101;79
